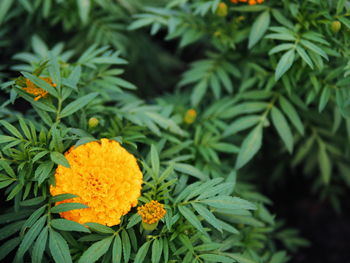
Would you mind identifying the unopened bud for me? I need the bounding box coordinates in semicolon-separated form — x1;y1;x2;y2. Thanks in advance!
331;21;341;33
216;2;228;17
88;117;99;128
183;109;197;124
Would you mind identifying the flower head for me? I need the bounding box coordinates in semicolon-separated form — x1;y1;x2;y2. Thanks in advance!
230;0;264;5
50;139;143;226
184;109;197;124
23;77;55;101
137;200;166;225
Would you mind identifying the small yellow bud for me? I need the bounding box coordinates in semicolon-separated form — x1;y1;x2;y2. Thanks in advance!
216;2;228;17
331;21;341;33
88;117;99;128
183;109;197;124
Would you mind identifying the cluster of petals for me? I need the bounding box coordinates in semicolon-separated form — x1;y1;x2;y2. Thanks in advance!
137;200;166;224
230;0;264;5
23;77;54;101
50;139;143;226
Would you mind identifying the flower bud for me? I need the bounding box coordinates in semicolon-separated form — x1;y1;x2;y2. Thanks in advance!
216;2;228;17
183;109;197;124
88;117;99;128
331;21;341;33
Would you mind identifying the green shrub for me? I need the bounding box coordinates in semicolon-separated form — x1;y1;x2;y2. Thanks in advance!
1;0;347;262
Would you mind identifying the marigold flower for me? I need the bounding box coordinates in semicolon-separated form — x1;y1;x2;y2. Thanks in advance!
230;0;264;5
23;77;55;101
137;200;166;225
184;109;197;124
50;139;143;226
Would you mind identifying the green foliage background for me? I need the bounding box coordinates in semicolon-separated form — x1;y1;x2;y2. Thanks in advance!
0;0;348;262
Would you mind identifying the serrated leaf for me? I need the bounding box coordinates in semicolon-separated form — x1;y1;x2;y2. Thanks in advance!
49;228;72;263
178;205;205;233
235;125;263;169
112;235;122;263
151;239;162;263
279;96;304;135
134;241;151;263
51;203;88;213
85;222;114;234
60;92;98;118
192;203;222;233
51;219;90;233
275;49;295;81
121;230;131;263
248;10;270;48
50;152;70;168
32;227;48;263
78;236;114;263
271;107;293;153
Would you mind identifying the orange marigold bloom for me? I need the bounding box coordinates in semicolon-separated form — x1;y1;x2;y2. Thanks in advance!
137;200;166;225
50;139;143;226
230;0;264;4
23;77;55;101
184;109;197;124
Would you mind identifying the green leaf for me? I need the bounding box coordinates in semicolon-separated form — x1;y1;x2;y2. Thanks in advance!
223;115;261;137
0;120;23;138
0;160;16;178
7;183;23;201
51;219;90;233
248;10;270;49
279;96;304;135
319;87;331;112
21;72;58;97
199;254;233;263
300;39;328;60
51;193;78;203
112;235;122;263
275;49;295;81
191;80;208;106
77;0;90;24
318;144;331;184
151;239;163;263
16;215;47;260
0;237;21;261
126;213;141;229
192;203;222;233
134;242;151;263
0;135;17;144
200;196;256;210
178;205;205;233
32;227;48;263
271;107;294;153
235;125;263;169
49;52;61;89
337;0;346;14
174;163;207;180
51;203;88;213
85;222;115;234
150;144;160;177
50;152;70;168
0;220;25;241
121;230;131;263
78;236;114;263
0;0;14;25
296;46;314;69
49;228;72;263
60;92;98;118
